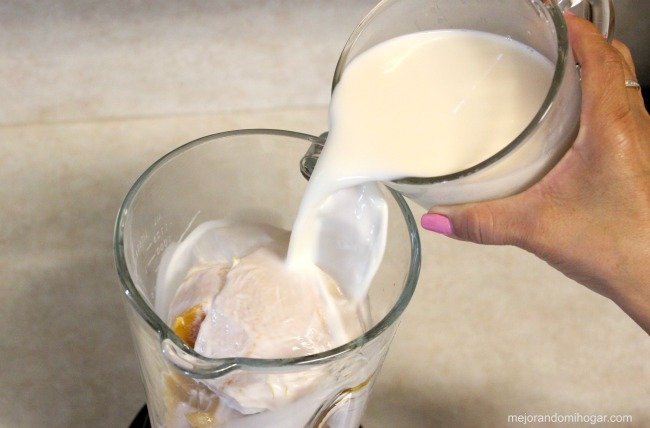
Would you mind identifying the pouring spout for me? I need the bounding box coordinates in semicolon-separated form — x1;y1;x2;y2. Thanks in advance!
161;337;239;378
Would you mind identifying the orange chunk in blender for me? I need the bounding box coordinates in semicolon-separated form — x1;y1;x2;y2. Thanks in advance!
171;304;206;348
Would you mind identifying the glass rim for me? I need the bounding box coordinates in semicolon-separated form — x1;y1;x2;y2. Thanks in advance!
113;128;421;377
331;0;570;186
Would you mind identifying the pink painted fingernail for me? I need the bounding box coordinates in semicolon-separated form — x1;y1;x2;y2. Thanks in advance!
421;213;453;235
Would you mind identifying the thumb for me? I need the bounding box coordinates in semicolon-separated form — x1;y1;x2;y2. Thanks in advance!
421;197;536;247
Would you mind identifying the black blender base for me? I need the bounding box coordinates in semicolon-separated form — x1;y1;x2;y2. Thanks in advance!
130;405;150;428
129;404;365;427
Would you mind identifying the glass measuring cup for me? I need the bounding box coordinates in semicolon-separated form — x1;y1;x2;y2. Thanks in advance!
114;130;421;427
303;0;614;207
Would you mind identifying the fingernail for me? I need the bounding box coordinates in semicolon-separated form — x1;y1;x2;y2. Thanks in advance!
421;213;453;235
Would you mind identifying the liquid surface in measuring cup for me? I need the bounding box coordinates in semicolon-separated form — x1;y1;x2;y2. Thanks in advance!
288;29;554;268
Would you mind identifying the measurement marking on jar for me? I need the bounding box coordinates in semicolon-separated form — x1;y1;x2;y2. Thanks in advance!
179;210;201;242
144;218;171;274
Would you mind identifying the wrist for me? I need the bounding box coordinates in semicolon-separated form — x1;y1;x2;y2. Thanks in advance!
603;236;650;334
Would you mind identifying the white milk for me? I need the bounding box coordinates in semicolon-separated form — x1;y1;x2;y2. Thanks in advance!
288;29;553;270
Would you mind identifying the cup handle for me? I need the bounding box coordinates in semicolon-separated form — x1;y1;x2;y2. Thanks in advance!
300;132;328;180
558;0;615;41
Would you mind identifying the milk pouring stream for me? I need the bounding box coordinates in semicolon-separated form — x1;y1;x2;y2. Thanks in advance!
288;29;553;270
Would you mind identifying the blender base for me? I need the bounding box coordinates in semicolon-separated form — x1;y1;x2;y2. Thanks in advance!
129;405;150;428
128;404;365;427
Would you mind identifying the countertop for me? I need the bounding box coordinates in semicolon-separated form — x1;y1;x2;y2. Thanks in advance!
1;1;649;427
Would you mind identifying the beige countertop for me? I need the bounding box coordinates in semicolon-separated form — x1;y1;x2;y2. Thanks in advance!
1;1;648;427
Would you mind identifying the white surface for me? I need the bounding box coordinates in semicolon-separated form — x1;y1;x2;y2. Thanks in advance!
0;0;375;125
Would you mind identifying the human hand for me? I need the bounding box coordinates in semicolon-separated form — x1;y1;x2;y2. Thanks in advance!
421;13;650;333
